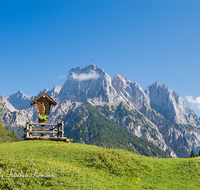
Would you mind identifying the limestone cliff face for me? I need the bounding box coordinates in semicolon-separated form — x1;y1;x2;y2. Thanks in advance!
146;82;200;126
0;94;34;139
145;108;200;157
7;90;36;110
59;64;124;104
112;74;150;113
0;94;16;112
1;64;200;157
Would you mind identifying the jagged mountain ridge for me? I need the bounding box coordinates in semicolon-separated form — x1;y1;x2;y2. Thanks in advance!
59;64;123;103
112;74;150;114
7;86;62;110
146;82;200;125
1;64;200;157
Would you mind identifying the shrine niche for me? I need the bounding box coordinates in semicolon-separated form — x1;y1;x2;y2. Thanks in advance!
31;92;57;124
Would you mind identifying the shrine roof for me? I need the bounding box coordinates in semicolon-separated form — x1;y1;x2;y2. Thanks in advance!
30;92;57;106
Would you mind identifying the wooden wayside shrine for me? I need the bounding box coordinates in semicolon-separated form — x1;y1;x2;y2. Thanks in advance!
24;92;72;143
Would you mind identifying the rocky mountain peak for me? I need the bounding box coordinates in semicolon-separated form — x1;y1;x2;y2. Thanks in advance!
112;74;131;88
8;90;25;99
112;74;150;113
38;86;61;99
6;85;62;110
53;86;62;94
152;81;160;87
59;64;123;104
7;90;35;110
147;82;199;125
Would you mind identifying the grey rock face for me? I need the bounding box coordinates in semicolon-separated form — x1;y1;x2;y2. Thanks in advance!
0;95;35;139
146;82;200;125
0;94;16;112
7;90;36;110
145;108;200;157
112;74;150;113
59;64;124;104
38;86;61;99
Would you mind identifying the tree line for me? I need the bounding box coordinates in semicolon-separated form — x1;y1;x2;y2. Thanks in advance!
190;150;200;158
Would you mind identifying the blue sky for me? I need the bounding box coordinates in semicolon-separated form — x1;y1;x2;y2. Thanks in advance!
0;0;200;116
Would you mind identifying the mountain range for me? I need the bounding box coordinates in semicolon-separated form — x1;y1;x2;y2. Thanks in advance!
1;64;200;158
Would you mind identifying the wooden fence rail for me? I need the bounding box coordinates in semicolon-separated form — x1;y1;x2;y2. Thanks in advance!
24;121;72;143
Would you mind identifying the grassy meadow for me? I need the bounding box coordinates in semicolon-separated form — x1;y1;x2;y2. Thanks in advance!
0;140;200;189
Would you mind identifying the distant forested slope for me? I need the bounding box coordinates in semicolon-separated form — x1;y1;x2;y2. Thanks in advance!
0;102;20;143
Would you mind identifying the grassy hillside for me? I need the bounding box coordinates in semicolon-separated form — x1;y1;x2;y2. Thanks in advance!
65;102;169;158
0;140;200;189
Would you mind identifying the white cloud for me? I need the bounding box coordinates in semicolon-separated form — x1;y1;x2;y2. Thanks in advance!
59;75;66;78
186;95;200;110
72;70;100;81
186;96;200;104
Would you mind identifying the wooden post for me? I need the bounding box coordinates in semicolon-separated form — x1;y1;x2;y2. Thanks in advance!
52;125;55;137
41;125;45;136
57;123;59;137
27;122;29;137
30;124;32;137
62;121;64;138
24;122;27;139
